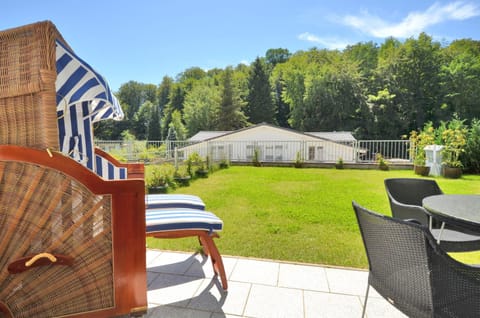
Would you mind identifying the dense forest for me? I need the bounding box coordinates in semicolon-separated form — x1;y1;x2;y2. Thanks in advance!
94;33;480;141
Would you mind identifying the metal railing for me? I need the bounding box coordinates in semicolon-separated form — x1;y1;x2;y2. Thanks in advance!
95;139;412;165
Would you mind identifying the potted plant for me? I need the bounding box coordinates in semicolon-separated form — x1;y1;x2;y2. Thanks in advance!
441;123;467;179
174;164;191;186
219;158;229;169
409;125;435;176
195;161;209;178
146;165;169;193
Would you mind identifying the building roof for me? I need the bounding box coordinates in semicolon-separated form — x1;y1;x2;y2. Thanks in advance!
189;131;230;142
305;131;356;142
189;124;356;143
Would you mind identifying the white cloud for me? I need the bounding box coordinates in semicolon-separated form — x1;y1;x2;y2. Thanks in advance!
342;1;480;38
298;32;350;49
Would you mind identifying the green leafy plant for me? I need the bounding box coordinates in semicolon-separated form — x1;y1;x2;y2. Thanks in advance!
442;120;467;168
376;153;389;170
219;158;230;169
409;123;436;166
174;164;191;186
464;119;480;173
335;157;344;169
252;147;262;167
146;164;175;192
294;151;304;168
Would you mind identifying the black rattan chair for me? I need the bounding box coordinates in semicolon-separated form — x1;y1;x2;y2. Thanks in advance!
352;201;480;318
384;178;480;252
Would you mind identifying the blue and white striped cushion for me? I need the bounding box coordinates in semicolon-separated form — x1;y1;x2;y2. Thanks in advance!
146;208;223;233
95;155;127;180
146;194;205;210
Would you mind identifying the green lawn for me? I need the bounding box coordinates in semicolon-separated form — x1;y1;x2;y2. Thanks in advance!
146;166;480;269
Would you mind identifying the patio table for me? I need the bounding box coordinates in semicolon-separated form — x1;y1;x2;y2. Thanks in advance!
423;194;480;234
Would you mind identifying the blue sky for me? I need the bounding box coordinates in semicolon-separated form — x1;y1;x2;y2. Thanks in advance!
2;1;479;91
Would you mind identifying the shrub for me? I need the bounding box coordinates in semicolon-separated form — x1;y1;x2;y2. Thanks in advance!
409;122;436;166
253;147;262;167
376;153;389;170
335;157;344;169
294;151;304;168
441;118;467;168
463;119;480;173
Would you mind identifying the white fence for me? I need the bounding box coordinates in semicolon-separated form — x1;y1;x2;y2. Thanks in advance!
95;139;412;164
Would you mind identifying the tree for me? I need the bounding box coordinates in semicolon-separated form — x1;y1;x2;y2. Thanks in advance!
275;51;309;130
183;79;220;136
245;57;276;124
167;110;187;141
117;81;157;120
265;48;291;66
301;57;366;132
157;76;173;116
148;104;161;140
343;42;378;79
272;73;290;128
132;101;153;139
441;39;480;121
217;67;248;130
395;33;444;130
161;83;185;139
367;88;405;139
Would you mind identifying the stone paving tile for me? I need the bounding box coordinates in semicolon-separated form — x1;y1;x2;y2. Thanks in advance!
229;258;279;286
278;262;329;292
325;267;370;296
147;273;203;307
304;290;363;317
146;304;212;318
243;284;304;318
148;252;200;275
143;251;404;318
187;280;251;316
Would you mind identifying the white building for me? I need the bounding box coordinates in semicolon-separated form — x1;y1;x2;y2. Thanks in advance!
179;123;359;163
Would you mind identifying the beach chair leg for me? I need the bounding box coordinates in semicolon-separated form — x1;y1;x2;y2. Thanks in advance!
199;233;228;290
198;235;210;256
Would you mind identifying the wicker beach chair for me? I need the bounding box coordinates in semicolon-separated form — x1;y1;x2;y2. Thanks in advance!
0;21;147;317
13;19;228;291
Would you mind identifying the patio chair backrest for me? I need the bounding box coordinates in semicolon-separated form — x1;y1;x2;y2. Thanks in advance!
385;178;442;206
352;201;434;318
384;178;443;225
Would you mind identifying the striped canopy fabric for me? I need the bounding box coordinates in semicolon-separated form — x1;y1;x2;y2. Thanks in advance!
55;40;123;122
55;39;124;175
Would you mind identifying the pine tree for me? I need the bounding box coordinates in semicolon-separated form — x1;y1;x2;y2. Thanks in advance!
148;105;161;140
218;67;247;130
245;57;276;124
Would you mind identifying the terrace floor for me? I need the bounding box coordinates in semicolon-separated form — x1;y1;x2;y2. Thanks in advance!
144;249;407;318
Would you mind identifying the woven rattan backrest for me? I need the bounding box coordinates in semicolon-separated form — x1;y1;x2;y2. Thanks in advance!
0;160;114;317
385;178;443;206
353;202;434;318
0;21;67;150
